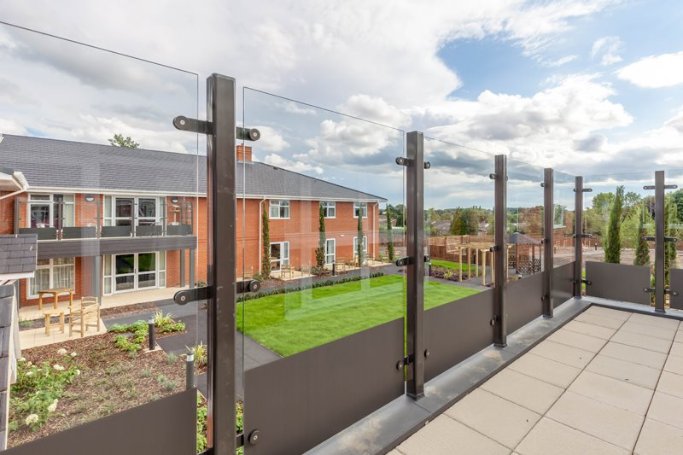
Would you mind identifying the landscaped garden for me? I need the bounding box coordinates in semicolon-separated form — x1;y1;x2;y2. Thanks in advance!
237;274;479;356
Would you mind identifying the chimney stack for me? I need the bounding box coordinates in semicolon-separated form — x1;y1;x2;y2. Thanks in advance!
236;145;253;162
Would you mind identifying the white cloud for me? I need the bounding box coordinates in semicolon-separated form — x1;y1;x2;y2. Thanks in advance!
263;153;323;175
618;51;683;88
420;74;632;169
543;55;578;67
0;118;27;135
252;126;289;152
591;36;622;66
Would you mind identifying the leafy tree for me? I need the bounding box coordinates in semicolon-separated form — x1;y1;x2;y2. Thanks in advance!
386;209;395;261
357;208;364;265
109;134;140;148
604;186;624;263
665;197;678;285
634;205;650;266
450;208;478;235
315;203;326;268
261;208;271;277
672;189;683;223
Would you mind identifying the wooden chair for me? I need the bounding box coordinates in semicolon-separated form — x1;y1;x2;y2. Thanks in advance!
69;296;101;338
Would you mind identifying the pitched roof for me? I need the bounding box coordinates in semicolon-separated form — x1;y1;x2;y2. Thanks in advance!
0;134;385;201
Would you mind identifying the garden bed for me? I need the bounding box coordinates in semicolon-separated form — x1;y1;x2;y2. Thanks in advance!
8;333;187;448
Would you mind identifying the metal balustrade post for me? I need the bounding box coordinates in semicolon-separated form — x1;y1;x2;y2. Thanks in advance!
573;177;584;297
655;170;666;313
205;74;237;454
543;168;554;317
493;155;507;347
406;131;425;399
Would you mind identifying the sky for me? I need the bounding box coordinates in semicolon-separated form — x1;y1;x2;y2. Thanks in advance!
1;0;683;209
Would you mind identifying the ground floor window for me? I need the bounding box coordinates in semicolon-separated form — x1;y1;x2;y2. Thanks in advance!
325;238;336;264
270;242;290;270
103;251;165;294
353;236;368;260
29;257;75;297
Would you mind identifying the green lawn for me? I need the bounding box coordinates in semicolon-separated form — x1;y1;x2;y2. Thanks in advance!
430;259;478;274
237;275;478;356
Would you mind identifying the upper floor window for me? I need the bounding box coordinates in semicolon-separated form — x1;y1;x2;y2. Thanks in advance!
270;200;290;219
28;193;74;228
321;201;336;218
103;196;161;226
354;202;367;218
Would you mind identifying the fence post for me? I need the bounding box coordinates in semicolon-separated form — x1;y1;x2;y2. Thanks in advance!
405;131;425;398
543;168;554;317
655;170;666;313
493;155;507;347
573;177;584;297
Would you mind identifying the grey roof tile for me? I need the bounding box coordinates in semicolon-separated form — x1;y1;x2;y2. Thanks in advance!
0;134;385;201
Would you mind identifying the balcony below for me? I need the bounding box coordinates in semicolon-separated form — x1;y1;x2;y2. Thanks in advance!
392;305;683;455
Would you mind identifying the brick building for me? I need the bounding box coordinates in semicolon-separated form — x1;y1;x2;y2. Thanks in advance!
0;134;384;308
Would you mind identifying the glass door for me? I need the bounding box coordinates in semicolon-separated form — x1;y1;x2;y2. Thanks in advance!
114;253;136;292
138;253;157;288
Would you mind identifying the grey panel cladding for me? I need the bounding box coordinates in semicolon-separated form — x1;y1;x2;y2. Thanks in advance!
244;319;404;455
505;272;544;333
36;236;197;259
670;269;683;309
4;389;196;455
0;235;37;274
424;290;495;381
585;261;651;305
552;262;575;308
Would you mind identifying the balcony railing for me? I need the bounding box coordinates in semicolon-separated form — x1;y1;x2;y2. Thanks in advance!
17;223;193;240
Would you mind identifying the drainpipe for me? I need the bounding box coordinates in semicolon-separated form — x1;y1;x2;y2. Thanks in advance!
258;197;266;275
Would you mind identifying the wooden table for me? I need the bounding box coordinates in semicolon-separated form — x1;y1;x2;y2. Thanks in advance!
37;288;75;311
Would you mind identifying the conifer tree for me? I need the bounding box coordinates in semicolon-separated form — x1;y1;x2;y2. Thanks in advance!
604;186;624;263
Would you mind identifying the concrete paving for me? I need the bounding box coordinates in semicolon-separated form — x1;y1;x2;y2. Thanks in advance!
395;306;683;455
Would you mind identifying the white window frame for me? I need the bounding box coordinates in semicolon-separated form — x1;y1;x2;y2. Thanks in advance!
27;193;75;228
269;241;290;269
106;251;161;294
321;201;336;219
28;257;75;298
325;238;336;264
352;235;368;258
269;200;290;219
353;202;368;219
104;196;161;228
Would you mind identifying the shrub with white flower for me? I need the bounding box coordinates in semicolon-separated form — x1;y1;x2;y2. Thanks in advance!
47;399;58;413
24;414;39;426
10;354;80;431
57;348;67;356
70;352;77;357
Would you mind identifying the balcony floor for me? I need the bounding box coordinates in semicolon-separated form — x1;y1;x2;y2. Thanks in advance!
393;306;683;455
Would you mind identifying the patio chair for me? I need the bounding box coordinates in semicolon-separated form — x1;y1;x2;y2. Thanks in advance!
69;296;101;338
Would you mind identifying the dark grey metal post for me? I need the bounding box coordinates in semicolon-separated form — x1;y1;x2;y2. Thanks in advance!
92;255;101;298
406;131;425;399
493;155;507;347
206;74;237;454
189;248;196;289
655;170;666;313
543;168;554;317
573;176;584;297
179;248;186;287
186;354;195;390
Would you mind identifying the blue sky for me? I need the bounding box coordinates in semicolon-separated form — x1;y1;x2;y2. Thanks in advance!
2;0;683;209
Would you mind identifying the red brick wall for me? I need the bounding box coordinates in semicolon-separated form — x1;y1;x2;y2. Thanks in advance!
0;192;14;234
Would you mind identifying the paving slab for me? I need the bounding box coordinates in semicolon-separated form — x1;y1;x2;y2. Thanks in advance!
481;367;564;414
619;320;677;341
445;388;540;449
586;354;661;389
655;371;683;399
646;391;683;430
547;328;607;353
568;371;653;415
610;330;672;354
634;418;683;455
397;415;509;455
529;340;594;369
574;311;626;329
516;417;628;455
508;353;581;388
599;341;668;369
563;320;616;340
546;390;644;450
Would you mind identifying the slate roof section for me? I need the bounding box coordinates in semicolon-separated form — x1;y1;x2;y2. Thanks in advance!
0;134;385;201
